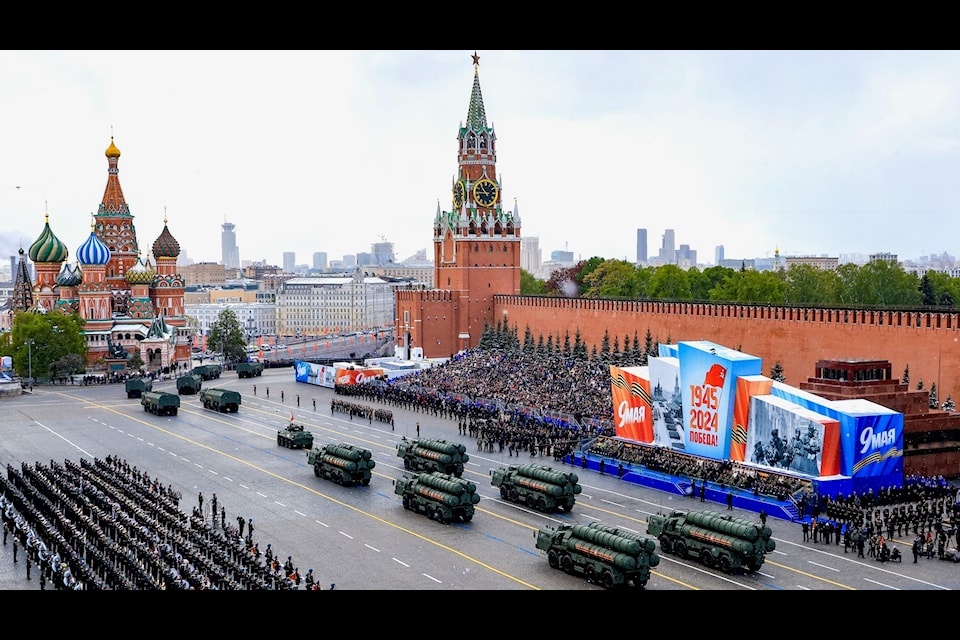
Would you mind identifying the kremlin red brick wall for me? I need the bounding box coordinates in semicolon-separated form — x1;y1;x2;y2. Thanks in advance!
495;296;960;404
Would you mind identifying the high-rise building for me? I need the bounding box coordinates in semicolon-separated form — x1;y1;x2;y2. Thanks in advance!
676;244;697;269
313;252;327;270
636;228;647;264
715;245;724;266
371;241;395;266
283;252;295;274
521;236;541;275
221;222;239;269
659;229;676;265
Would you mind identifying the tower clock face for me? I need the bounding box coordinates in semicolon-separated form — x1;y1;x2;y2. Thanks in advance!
473;179;499;207
453;181;466;208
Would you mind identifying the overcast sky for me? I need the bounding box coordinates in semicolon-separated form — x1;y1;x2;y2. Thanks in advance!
2;50;959;271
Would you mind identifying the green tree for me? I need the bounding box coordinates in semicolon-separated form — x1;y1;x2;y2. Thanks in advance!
648;264;693;300
837;260;922;307
919;270;959;308
902;364;910;385
689;265;735;301
709;269;786;304
208;308;247;365
581;259;640;299
929;383;938;409
770;361;785;383
520;269;547;295
785;264;840;305
942;396;956;412
49;353;84;382
8;311;87;381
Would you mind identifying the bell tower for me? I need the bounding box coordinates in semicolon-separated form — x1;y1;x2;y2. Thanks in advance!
433;51;521;350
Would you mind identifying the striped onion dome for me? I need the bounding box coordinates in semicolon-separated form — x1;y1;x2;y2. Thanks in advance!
152;220;180;258
55;262;83;287
76;229;111;265
126;254;155;284
28;214;69;263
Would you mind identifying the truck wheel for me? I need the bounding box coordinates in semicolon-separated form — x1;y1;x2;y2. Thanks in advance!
509;488;519;502
548;550;560;569
700;549;713;567
718;556;732;574
601;570;615;589
526;495;536;509
560;554;574;574
584;564;596;583
658;535;672;554
434;508;446;524
314;465;321;478
402;495;411;510
362;478;370;486
500;487;510;499
537;497;547;512
675;542;687;558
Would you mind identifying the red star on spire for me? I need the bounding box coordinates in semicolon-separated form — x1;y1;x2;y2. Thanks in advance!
472;51;480;66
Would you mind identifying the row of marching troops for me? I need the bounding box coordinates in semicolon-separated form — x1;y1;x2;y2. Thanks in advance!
823;495;958;545
0;456;331;589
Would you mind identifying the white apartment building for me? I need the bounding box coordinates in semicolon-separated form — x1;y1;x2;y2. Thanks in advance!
275;270;394;337
184;302;277;340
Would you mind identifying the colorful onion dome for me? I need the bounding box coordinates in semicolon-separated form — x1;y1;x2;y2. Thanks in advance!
126;254;155;284
152;219;180;258
105;136;121;158
55;262;83;287
77;228;111;265
28;214;69;263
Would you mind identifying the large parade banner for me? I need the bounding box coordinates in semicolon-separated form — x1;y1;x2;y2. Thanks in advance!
610;365;653;443
609;340;902;487
678;341;762;460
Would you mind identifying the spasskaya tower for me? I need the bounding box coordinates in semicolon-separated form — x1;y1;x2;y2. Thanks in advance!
396;52;522;358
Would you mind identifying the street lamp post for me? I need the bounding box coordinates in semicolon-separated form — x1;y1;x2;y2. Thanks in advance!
25;338;34;391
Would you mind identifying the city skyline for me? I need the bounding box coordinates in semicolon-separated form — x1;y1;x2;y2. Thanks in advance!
3;51;960;267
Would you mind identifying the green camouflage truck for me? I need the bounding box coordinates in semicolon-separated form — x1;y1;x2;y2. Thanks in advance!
141;390;181;416
394;471;480;524
125;376;154;398
490;463;582;512
177;373;202;395
646;509;776;574
396;437;469;478
193;364;222;381
307;443;375;487
198;387;241;413
236;361;264;378
535;521;660;589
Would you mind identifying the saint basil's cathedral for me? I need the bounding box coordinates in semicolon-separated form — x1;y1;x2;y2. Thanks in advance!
10;137;192;373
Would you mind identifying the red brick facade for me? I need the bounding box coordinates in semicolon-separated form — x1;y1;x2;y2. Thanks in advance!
495;296;960;412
